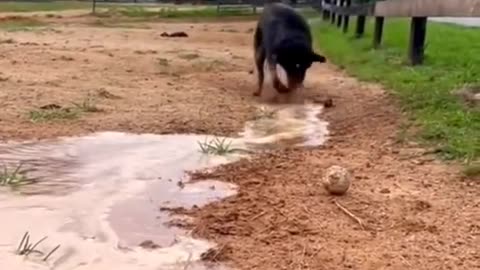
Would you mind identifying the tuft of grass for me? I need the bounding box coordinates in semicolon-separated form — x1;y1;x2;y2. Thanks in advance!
157;58;169;66
197;137;245;155
463;162;480;178
192;59;230;72
72;94;100;113
29;107;80;123
311;18;480;162
0;17;47;32
29;95;100;123
16;231;61;262
0;163;35;188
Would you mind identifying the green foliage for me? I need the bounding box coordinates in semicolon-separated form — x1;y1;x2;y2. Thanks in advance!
311;18;480;161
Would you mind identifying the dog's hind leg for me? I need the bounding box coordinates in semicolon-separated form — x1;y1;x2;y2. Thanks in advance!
253;26;266;97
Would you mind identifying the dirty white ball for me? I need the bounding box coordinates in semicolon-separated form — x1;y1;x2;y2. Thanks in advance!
322;165;351;195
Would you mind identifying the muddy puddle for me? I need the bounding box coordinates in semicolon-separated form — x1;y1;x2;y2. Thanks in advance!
0;104;328;270
241;103;329;149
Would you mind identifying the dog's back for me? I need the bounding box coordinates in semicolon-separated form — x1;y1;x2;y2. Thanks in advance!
257;3;312;49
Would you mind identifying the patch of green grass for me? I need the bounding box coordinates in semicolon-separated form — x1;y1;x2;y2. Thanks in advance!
29;107;80;122
0;1;90;12
0;18;47;32
28;95;100;123
311;18;480;161
463;162;480;178
197;137;245;155
0;163;35;188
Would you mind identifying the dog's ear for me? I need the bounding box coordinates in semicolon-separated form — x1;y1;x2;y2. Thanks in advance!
311;52;326;63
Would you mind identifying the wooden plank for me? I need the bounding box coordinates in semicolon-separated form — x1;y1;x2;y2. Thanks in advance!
322;2;374;16
375;0;480;17
408;17;428;65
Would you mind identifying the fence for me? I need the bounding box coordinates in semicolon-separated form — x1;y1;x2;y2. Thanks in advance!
214;0;313;14
317;0;480;65
90;0;314;17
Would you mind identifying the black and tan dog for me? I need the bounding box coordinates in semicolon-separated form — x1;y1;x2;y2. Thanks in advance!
253;3;326;97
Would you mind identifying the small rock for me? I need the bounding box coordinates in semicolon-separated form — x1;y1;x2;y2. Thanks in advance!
177;181;185;189
380;188;390;194
323;98;334;108
139;240;161;249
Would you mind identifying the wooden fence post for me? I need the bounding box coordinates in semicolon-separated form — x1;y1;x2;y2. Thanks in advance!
336;0;344;28
323;0;331;21
355;15;366;38
408;17;427;65
92;0;96;14
373;16;384;49
330;0;337;24
342;0;351;33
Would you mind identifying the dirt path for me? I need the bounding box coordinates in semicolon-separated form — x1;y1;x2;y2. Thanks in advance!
0;15;478;270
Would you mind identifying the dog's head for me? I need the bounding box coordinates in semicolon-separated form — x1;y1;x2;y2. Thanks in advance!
273;41;326;90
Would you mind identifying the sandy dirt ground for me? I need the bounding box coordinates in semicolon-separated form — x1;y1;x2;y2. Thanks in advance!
0;12;479;270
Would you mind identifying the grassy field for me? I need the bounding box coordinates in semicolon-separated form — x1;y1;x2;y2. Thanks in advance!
0;1;318;19
311;18;480;164
96;6;258;19
0;1;92;12
93;6;319;20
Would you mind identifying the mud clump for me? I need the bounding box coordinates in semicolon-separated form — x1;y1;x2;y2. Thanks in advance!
312;97;334;108
161;31;188;38
139;240;161;250
200;245;233;262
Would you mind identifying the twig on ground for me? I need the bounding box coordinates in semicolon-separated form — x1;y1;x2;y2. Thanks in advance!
298;240;307;270
400;255;412;267
182;252;193;270
43;244;60;261
249;211;266;221
334;200;365;230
